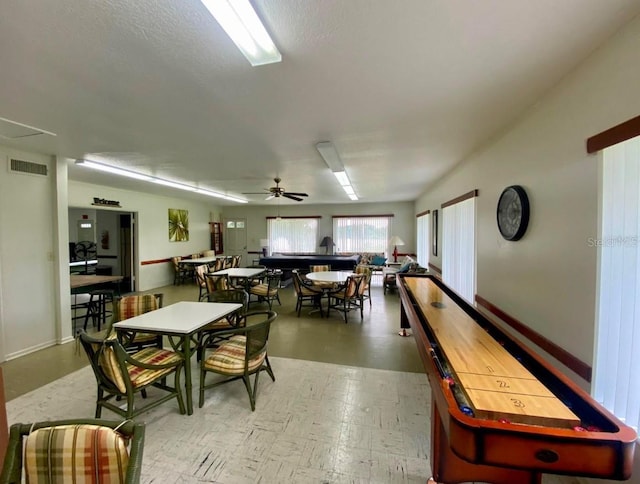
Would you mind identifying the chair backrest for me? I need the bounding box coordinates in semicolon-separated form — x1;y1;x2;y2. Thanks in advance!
310;265;330;272
204;273;229;294
202;250;216;257
344;274;366;298
243;311;277;362
265;272;282;291
355;265;371;276
212;257;225;272
291;270;303;294
0;419;145;484
195;264;209;288
115;293;163;322
231;255;242;268
77;330;132;394
171;256;182;271
191;253;201;260
223;256;233;269
202;289;248;319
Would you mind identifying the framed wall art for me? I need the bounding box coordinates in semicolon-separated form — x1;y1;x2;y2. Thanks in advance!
169;208;189;242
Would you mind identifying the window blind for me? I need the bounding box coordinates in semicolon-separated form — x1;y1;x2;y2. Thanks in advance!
267;218;318;254
416;212;430;268
442;197;476;303
333;216;391;255
594;136;640;432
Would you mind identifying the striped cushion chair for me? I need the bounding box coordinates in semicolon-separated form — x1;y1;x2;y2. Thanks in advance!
248;272;281;309
78;329;185;419
354;264;372;306
114;294;164;351
327;273;367;323
199;311;277;411
309;264;334;289
0;420;145;484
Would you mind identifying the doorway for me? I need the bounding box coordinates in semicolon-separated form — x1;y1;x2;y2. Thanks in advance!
223;218;247;265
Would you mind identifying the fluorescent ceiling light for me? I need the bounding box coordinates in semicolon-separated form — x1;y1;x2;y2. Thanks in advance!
316;142;358;201
333;171;350;186
75;159;247;203
200;0;281;66
316;141;344;172
75;159;153;181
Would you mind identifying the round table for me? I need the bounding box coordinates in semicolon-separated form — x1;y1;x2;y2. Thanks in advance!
304;271;353;317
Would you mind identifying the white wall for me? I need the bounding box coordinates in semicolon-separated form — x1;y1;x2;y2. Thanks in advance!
416;17;640;481
223;201;416;259
0;148;57;359
68;180;222;291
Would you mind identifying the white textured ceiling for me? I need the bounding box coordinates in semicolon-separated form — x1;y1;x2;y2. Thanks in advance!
1;0;638;205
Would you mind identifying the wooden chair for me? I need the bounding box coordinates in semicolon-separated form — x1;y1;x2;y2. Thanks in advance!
199;311;277;411
292;270;324;317
327;274;367;323
0;419;145;484
248;272;281;309
231;254;242;268
212;257;225;272
78;330;185;419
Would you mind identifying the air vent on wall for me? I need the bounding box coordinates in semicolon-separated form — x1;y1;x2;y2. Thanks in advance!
9;158;48;176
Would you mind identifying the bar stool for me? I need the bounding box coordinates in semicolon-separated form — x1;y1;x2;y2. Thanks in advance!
83;289;115;331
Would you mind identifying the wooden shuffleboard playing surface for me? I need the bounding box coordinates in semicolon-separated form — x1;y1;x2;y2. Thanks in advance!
405;278;580;428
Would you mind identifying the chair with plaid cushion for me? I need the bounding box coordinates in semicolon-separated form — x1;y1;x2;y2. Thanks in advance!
0;419;145;484
203;273;229;297
194;264;209;300
199;310;277;411
114;294;164;352
78;329;185;419
248;272;281;309
197;289;249;361
327;273;367;323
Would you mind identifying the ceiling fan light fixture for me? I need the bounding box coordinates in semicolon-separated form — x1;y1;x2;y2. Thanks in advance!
200;0;281;66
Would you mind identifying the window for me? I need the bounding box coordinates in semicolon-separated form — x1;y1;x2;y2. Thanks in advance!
267;218;318;255
333;216;391;255
594;136;640;432
416;212;430;268
442;194;476;303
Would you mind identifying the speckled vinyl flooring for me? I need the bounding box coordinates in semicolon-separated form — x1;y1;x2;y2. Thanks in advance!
7;356;433;483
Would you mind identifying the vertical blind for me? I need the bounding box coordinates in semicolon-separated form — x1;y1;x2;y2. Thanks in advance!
333;216;391;255
267;218;318;255
442;197;476;303
416;213;430;268
594;136;640;432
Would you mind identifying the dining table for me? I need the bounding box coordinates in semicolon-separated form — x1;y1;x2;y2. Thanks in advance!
113;301;242;415
213;267;267;291
70;274;124;293
305;271;353;317
179;255;224;266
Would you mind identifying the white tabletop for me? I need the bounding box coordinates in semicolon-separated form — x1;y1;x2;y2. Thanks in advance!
214;267;265;278
113;301;241;335
306;271;353;284
180;256;222;264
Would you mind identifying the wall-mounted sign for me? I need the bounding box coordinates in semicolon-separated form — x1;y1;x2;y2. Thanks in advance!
92;197;121;207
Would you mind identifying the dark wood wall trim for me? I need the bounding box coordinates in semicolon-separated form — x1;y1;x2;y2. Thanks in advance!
332;214;394;218
416;209;430;217
475;295;591;382
442;189;479;209
587;114;640;153
428;263;441;274
266;215;322;220
141;258;171;265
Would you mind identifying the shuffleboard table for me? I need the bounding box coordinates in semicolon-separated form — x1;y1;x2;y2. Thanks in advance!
397;273;636;483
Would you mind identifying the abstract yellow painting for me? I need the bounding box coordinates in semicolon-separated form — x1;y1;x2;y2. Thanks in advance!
169;209;189;242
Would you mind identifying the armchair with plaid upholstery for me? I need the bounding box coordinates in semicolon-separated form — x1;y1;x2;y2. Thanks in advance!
0;419;145;484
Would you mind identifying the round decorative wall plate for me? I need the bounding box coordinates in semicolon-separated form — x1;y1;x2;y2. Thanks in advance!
496;185;529;241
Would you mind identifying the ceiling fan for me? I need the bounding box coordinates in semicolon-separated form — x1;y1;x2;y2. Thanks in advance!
242;177;309;202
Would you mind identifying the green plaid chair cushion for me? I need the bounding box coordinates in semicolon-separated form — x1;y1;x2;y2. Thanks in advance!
203;335;265;375
99;347;182;392
24;424;129;483
117;295;158;320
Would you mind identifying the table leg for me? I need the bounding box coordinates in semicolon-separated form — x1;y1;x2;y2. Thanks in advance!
183;335;193;415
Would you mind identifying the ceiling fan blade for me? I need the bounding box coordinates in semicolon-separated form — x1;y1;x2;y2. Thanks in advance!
283;193;304;202
284;192;308;197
